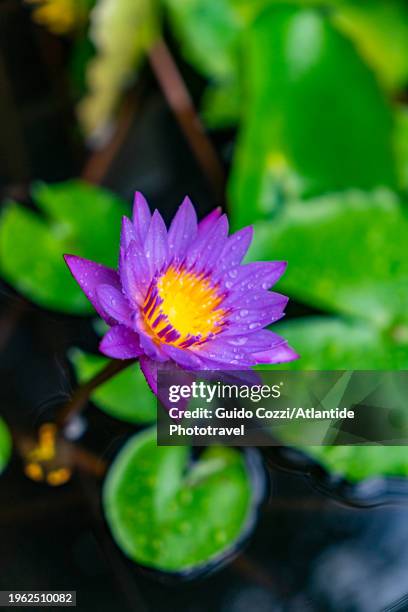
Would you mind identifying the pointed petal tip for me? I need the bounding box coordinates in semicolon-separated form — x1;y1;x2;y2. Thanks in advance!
99;325;143;360
253;344;300;365
133;191;148;205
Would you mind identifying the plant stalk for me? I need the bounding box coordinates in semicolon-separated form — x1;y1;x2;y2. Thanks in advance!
148;38;225;202
56;358;136;428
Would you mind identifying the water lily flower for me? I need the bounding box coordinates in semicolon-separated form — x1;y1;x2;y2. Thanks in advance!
64;193;298;394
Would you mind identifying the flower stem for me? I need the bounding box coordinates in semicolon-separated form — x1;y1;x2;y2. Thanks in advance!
56;358;136;428
148;38;225;202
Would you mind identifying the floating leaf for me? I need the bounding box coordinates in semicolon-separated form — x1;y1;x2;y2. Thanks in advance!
70;350;156;424
269;317;408;370
0;418;12;474
229;5;396;227
266;317;408;481
247;191;408;328
0;180;127;314
104;429;257;572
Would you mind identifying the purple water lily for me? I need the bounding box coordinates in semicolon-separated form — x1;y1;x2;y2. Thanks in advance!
64;193;298;395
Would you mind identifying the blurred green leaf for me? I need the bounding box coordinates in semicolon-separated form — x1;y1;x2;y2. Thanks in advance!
332;0;408;92
164;0;240;81
248;191;408;328
0;180;127;314
201;78;242;128
70;350;156;424
395;106;408;192
78;0;160;136
270;317;408;370
306;445;408;481
268;317;408;481
229;5;396;227
104;429;252;571
0;418;11;475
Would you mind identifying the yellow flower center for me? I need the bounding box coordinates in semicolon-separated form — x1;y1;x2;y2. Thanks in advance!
142;265;226;347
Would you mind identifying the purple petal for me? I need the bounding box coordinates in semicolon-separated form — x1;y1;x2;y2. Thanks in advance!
140;355;158;394
194;339;253;367
215;227;253;277
140;358;196;409
224;289;287;309
186;214;229;271
168;196;198;260
164;344;204;369
136;327;169;362
144;210;169;275
96;284;133;325
222;307;287;336
99;325;143;359
64;255;120;324
226;329;287;350
221;261;287;292
226;293;288;325
120;241;151;306
132;192;151;243
197;207;222;236
119;217;137;283
120;216;136;252
253;343;299;364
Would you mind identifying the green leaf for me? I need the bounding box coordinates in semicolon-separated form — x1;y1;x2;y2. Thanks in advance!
70;350;156;424
78;0;160;136
201;78;242;128
229;5;396;227
247;191;408;328
0;418;12;475
395;106;408;192
266;317;408;481
0;180;127;314
103;429;253;571
332;0;408;92
306;445;408;482
163;0;241;81
269;317;408;370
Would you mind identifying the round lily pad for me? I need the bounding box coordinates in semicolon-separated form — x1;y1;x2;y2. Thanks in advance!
103;429;265;575
0;418;12;474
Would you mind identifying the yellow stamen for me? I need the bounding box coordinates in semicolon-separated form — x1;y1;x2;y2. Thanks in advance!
143;265;226;346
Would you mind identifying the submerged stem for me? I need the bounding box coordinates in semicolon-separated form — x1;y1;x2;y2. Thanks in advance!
148;38;225;202
56;359;136;428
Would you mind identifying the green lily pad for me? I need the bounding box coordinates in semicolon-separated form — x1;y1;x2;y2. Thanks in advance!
229;5;396;227
0;180;127;314
103;429;255;572
269;317;408;370
248;191;408;328
0;418;12;474
70;350;156;424
264;316;408;481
